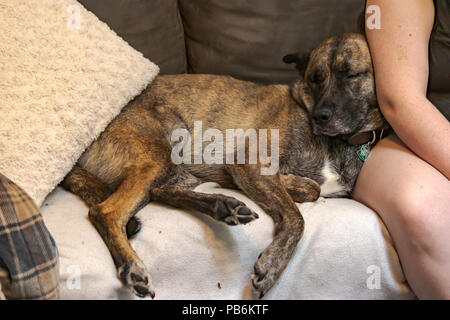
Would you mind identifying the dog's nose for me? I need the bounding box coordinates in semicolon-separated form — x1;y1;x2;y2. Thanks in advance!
313;109;332;124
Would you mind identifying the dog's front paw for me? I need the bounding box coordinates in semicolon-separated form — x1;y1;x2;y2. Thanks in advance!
216;197;259;225
282;174;321;203
118;260;155;299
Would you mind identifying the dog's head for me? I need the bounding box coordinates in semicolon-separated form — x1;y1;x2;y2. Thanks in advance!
284;33;387;136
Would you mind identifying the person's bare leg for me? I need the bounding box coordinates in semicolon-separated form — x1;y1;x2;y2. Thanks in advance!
353;134;450;299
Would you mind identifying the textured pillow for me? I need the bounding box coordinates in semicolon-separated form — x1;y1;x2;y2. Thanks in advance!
78;0;187;75
0;0;159;206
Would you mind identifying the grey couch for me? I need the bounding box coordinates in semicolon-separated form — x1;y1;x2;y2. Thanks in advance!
43;0;415;299
79;0;364;83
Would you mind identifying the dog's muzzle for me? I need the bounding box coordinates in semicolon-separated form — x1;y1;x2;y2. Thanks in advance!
313;109;332;125
312;108;338;135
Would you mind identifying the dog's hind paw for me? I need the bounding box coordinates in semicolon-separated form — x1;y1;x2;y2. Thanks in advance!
215;197;259;226
126;216;142;239
118;260;155;299
251;251;280;299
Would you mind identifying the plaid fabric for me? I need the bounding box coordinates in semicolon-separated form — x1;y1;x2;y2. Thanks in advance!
0;173;59;300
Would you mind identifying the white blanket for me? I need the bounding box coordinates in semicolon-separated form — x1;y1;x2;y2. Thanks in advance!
41;183;415;300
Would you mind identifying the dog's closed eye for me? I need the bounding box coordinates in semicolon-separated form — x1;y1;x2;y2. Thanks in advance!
345;71;368;80
346;70;369;79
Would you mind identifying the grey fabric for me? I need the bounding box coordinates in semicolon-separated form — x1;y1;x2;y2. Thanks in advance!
76;0;448;120
179;0;364;84
75;0;447;115
429;0;450;119
78;0;187;75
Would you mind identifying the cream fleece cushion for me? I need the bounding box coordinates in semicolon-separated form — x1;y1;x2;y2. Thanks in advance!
0;0;159;206
41;184;415;300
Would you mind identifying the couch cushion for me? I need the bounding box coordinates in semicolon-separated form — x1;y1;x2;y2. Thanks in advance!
179;0;364;84
79;0;187;75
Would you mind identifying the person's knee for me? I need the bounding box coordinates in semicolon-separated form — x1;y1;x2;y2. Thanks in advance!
391;182;445;255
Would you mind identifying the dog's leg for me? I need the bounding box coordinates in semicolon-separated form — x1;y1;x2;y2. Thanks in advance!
228;165;304;298
280;174;321;203
62;165;142;238
62;165;112;207
150;184;259;226
88;161;169;298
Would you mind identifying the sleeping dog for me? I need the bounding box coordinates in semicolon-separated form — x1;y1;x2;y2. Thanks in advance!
62;33;389;298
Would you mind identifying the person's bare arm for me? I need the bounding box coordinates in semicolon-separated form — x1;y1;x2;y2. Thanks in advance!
365;0;450;179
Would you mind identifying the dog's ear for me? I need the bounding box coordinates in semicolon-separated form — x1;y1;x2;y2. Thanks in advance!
283;52;310;76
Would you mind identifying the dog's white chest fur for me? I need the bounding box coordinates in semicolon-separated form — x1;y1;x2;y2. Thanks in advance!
320;160;346;196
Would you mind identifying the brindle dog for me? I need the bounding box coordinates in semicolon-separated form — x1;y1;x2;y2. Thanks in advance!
62;33;388;299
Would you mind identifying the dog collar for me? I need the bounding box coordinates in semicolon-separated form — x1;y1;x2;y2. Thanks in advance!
348;129;387;162
348;129;386;146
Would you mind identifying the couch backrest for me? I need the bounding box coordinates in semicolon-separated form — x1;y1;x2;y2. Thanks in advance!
179;0;364;84
79;0;364;84
79;0;188;75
